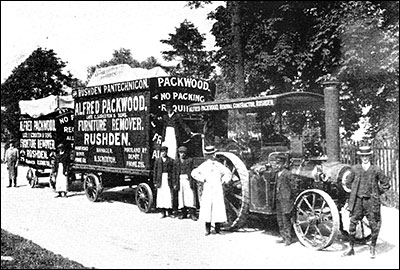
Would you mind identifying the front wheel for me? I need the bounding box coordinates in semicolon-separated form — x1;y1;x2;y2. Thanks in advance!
135;183;154;213
26;168;37;188
294;189;340;250
83;173;103;202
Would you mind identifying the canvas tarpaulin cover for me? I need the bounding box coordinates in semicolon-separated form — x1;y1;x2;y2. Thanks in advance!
19;95;74;118
86;64;169;87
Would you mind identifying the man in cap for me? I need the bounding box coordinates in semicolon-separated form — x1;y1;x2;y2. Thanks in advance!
153;145;176;218
175;146;198;220
5;139;19;187
343;145;391;258
191;146;232;235
272;154;295;246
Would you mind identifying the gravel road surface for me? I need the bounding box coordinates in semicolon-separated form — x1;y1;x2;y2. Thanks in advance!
1;164;399;269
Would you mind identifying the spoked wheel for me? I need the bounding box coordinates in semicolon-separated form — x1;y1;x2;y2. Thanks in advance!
26;168;37;188
83;173;103;202
294;189;340;250
340;203;372;243
216;152;249;230
135;183;154;213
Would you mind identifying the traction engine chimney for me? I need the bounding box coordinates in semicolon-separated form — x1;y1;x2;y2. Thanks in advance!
322;80;340;163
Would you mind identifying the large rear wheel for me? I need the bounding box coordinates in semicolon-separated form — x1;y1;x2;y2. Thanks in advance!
216;152;249;230
135;183;154;213
83;173;103;202
294;189;340;250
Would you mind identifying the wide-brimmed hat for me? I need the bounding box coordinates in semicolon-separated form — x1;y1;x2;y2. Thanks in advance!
178;146;187;153
357;145;373;155
204;145;217;155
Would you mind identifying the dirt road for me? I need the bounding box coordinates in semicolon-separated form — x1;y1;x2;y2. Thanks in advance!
1;164;399;269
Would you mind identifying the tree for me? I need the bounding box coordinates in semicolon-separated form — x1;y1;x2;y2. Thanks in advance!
335;1;399;142
161;19;215;79
207;1;398;140
140;56;161;69
230;1;245;98
1;47;80;141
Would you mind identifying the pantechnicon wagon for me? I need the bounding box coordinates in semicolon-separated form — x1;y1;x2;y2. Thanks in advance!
18;95;74;188
71;65;216;213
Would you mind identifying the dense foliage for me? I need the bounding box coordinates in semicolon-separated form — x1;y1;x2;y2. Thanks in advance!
1;48;80;141
188;1;398;141
160;19;215;79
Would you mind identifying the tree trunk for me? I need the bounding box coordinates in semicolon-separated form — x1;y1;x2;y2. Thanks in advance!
230;1;245;98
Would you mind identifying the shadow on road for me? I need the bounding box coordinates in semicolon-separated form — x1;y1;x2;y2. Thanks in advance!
96;187;137;205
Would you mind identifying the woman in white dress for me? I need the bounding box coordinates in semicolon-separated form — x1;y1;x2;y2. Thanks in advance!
52;143;69;198
153;145;177;218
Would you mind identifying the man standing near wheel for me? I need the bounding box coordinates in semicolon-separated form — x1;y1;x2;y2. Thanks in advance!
273;154;295;246
191;146;232;235
342;145;391;259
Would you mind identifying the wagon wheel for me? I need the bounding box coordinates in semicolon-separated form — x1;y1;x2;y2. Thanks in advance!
216;152;250;230
135;183;154;213
26;168;37;188
294;189;340;250
83;173;103;202
340;202;372;243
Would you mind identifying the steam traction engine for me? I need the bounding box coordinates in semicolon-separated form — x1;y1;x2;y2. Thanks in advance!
186;81;370;250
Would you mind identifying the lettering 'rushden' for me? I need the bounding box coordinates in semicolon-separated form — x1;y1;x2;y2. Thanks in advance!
83;132;129;146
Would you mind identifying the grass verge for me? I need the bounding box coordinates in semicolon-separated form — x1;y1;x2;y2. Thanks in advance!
1;229;92;269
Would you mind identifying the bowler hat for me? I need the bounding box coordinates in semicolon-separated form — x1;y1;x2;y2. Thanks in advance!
204;145;217;155
178;146;187;153
357;145;373;155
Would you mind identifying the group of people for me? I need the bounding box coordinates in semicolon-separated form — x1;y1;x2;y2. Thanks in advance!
156;102;235;235
268;145;391;258
3;128;392;255
154;143;232;236
3;139;70;198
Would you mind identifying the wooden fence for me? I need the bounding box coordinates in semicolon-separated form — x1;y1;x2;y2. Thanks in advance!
340;139;399;194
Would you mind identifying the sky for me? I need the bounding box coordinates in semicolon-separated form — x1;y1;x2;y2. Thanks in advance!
1;1;223;82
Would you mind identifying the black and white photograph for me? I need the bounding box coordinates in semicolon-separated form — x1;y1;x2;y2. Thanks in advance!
1;1;399;269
